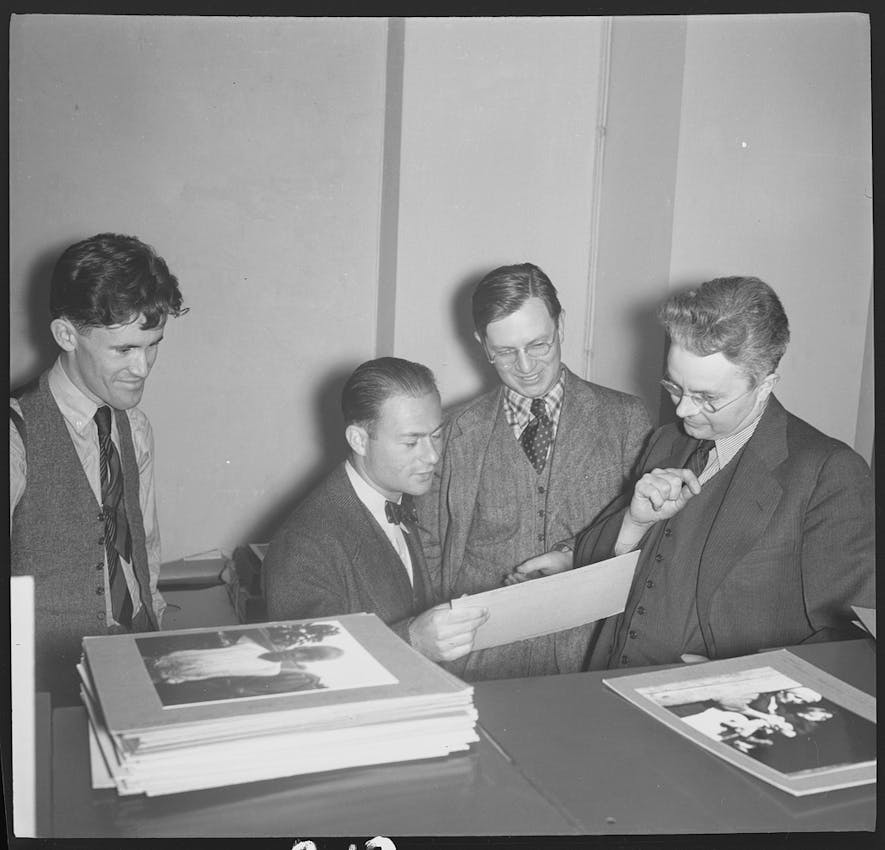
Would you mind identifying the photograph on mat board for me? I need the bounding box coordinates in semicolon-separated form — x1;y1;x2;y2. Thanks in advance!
135;619;398;708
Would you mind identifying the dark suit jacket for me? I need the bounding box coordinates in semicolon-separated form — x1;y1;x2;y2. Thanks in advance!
263;463;434;644
575;396;875;669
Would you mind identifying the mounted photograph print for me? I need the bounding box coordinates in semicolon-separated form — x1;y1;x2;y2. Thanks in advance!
604;649;876;796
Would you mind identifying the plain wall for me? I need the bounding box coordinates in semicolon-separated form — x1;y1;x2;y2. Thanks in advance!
10;16;390;559
589;16;687;416
391;17;606;407
669;13;872;449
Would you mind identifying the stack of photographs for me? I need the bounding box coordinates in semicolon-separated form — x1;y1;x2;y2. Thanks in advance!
78;612;478;796
603;649;876;796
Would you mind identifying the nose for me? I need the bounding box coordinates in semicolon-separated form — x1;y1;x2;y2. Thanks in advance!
128;349;151;378
514;348;534;373
675;393;702;418
422;438;440;466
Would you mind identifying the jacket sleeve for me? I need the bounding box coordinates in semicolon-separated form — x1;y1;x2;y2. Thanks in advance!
621;395;653;483
263;518;349;622
798;445;875;641
573;422;663;567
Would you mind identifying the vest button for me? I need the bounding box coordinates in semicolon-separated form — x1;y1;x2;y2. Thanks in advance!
99;536;105;545
97;511;104;521
537;485;545;494
636;606;645;615
537;509;545;517
654;553;663;562
629;629;638;639
95;562;103;571
620;654;629;665
537;533;544;542
96;586;105;595
97;612;105;621
664;528;672;537
645;579;654;588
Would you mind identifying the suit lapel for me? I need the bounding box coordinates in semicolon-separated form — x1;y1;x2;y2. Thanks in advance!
333;467;415;618
402;516;430;609
695;398;788;619
443;389;502;591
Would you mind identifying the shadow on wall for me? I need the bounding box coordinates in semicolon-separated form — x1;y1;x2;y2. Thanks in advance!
237;362;354;545
11;239;71;388
443;269;503;412
625;287;672;429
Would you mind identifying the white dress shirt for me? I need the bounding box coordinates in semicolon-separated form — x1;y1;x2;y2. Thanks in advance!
344;459;414;585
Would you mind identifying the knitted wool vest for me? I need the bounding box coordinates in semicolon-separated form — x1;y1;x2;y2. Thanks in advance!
11;371;157;700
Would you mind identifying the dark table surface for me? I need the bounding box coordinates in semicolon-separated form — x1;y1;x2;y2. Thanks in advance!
44;638;876;838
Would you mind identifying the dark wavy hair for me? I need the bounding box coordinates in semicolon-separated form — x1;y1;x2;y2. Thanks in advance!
50;232;186;330
342;357;439;434
472;262;562;337
659;276;790;382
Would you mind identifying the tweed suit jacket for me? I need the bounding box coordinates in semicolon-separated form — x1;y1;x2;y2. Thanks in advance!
263;463;434;644
575;396;875;669
416;366;651;675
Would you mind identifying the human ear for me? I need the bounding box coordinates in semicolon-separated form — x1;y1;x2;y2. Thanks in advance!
474;331;492;362
345;423;369;457
557;311;565;343
757;373;779;402
50;318;79;352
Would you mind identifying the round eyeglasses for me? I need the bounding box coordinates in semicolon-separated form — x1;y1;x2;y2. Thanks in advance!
659;378;756;415
486;335;557;368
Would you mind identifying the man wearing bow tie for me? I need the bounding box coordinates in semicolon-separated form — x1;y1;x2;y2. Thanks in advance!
264;357;488;663
10;233;186;704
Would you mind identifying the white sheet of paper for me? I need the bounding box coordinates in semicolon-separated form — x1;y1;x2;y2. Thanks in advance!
451;550;641;651
851;605;876;638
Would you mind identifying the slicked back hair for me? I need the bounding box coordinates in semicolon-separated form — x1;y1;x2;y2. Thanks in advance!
342;357;439;435
659;276;790;383
50;232;186;331
472;262;562;338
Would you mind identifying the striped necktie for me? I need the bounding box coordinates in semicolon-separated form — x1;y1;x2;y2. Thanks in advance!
94;406;134;628
688;439;715;479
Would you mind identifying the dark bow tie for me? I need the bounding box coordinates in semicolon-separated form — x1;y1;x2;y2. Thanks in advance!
385;500;417;526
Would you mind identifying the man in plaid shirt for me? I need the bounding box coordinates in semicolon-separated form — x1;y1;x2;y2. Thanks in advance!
416;262;651;681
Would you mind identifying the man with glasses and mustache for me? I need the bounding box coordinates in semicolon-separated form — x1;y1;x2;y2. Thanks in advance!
557;276;874;670
417;263;651;681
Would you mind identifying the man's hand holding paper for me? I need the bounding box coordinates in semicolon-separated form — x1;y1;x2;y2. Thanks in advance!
452;550;641;652
504;549;573;585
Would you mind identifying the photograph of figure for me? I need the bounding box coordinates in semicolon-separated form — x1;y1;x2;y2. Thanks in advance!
135;620;397;707
657;679;876;776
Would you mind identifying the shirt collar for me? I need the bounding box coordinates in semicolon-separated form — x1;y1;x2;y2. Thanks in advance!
345;459;399;522
713;400;768;469
503;367;566;432
47;357;101;435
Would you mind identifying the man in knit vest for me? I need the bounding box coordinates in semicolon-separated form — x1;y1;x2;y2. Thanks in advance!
416;263;651;681
10;233;186;704
264;357;488;664
561;276;874;669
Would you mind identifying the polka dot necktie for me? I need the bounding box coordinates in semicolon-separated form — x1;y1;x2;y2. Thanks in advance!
94;406;134;628
520;397;553;474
